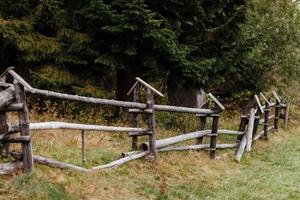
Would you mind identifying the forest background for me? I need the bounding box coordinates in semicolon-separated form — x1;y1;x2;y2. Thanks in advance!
0;0;300;121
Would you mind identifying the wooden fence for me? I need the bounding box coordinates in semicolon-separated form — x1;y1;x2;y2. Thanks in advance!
0;67;290;174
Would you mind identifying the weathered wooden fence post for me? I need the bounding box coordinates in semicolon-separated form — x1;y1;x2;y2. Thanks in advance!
81;130;86;165
196;101;209;145
263;100;270;140
206;93;225;159
252;95;264;139
237;115;248;142
131;84;140;150
209;104;219;159
146;88;156;159
0;110;5;152
284;102;290;128
14;80;34;172
274;99;280;131
0;76;10;156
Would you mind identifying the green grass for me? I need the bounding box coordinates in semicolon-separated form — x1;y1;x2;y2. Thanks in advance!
1;115;300;199
203;130;300;200
0;174;74;200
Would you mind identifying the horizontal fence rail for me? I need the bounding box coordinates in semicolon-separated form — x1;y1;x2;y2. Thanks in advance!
8;122;148;133
0;82;214;114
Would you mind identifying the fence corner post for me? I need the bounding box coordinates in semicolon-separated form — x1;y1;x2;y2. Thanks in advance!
14;79;34;173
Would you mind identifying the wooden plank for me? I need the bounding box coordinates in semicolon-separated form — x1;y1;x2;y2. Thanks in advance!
128;109;153;114
81;130;86;165
209;112;219;159
92;151;149;170
263;102;270;140
237;115;248;142
126;81;139;96
260;92;271;105
0;112;9;156
147;88;156;158
9;70;33;90
32;87;148;109
235;133;247;162
219;130;244;135
196;101;208;144
141;130;210;150
0;82;11;88
14;80;34;173
245;108;256;152
0;103;24;112
136;77;164;97
284;102;290;128
130;84;140;150
0;87;15;109
254;95;264;114
159;143;238;151
253;126;274;141
0;67;14;80
274;101;280;131
272;91;281;103
236;108;256;161
0;161;21;175
0;79;214;114
8;122;148;133
121;151;141;158
33;155;90;172
33;86;214;114
29;122;147;132
0;83;9;156
129;131;151;137
208;93;225;111
1;136;31;143
154;104;214;114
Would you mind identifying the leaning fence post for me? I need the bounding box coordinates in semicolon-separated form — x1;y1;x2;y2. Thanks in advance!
14;79;34;172
237;115;248;142
146;88;156;159
236;107;256;161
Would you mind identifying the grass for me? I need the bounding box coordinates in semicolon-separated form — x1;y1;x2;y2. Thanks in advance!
1;112;300;199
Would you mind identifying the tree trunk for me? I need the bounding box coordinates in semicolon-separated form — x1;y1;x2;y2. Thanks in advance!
167;77;198;107
116;66;138;102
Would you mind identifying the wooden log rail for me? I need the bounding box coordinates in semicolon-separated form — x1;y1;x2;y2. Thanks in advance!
8;122;148;133
140;129;244;151
0;81;215;115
